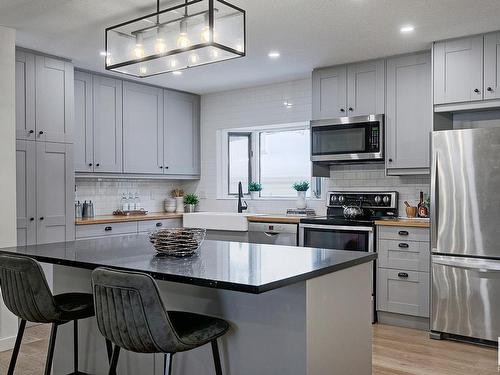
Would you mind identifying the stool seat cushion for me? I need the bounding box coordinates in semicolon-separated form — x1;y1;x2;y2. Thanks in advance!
53;293;95;322
168;311;230;349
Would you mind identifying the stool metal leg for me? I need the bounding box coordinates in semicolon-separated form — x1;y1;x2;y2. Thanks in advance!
74;320;79;373
105;339;113;363
7;319;26;375
108;345;121;375
44;323;59;375
163;353;174;375
211;340;223;375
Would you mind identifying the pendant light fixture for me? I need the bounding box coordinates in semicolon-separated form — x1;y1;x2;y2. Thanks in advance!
104;0;246;77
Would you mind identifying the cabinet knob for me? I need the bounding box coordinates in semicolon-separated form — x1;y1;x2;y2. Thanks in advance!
29;217;34;221
88;163;93;167
28;130;34;134
39;217;44;221
398;230;409;236
487;87;494;92
155;222;163;227
159;166;163;169
165;166;169;169
96;163;100;167
474;88;480;93
340;108;345;112
398;243;409;248
104;226;112;231
397;272;409;278
388;158;393;163
348;107;353;111
38;130;44;135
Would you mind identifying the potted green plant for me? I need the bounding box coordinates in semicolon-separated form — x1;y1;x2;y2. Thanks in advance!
248;182;262;199
184;193;199;213
292;181;309;209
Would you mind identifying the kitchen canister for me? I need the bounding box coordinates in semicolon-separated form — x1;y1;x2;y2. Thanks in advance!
164;199;176;213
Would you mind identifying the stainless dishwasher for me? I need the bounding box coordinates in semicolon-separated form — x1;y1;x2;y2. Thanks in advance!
248;222;298;246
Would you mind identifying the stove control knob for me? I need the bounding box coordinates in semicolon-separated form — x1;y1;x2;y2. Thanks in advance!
374;195;382;205
383;195;390;205
339;195;345;203
331;195;338;202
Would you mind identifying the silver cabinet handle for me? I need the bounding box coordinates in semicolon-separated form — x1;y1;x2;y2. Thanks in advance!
264;232;279;237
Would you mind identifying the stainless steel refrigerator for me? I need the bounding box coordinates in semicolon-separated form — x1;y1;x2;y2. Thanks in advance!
431;127;500;342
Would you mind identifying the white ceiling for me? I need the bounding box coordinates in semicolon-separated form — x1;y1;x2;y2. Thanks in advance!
1;0;500;94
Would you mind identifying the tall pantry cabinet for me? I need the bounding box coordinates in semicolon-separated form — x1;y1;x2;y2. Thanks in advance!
15;49;74;246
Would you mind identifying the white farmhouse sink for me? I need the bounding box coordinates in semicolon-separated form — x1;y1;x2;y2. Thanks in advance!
183;212;258;232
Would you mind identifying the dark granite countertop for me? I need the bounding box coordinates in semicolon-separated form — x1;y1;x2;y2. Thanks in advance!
0;235;376;294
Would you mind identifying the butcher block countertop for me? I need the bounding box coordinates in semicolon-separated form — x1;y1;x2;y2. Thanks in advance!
246;215;303;224
374;218;430;228
75;212;183;225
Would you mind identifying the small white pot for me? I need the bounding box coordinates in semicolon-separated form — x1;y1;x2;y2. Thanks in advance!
296;191;307;209
250;191;259;199
175;196;185;213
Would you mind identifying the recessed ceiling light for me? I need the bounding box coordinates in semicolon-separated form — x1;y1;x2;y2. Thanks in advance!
172;71;183;76
268;51;280;58
400;25;415;34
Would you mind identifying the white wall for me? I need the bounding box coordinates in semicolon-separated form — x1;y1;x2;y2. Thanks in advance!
0;25;20;351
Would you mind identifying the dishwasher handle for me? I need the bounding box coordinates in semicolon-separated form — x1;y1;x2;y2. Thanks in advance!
264;231;279;237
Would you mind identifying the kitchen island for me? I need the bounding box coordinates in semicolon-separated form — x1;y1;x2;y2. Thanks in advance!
0;235;375;375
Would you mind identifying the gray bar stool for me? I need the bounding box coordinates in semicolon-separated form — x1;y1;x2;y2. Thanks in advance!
91;267;230;375
0;254;112;375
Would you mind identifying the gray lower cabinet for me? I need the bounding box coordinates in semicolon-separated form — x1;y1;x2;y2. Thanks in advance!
433;35;484;104
137;219;182;233
377;225;430;319
164;90;200;175
123;82;164;174
35;54;74;143
76;218;182;239
386;52;432;175
347;59;385;116
484;31;500;100
312;65;347;119
16;140;74;245
15;51;35;141
92;75;123;173
74;71;93;172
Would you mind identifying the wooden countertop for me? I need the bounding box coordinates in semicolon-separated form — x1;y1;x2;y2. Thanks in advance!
75;212;183;225
246;215;304;224
374;218;430;228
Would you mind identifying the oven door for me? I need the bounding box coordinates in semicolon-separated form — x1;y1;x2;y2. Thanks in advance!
298;224;374;252
310;115;383;162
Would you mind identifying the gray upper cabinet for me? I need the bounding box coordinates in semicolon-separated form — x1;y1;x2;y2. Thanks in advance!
16;140;36;246
386;52;432;174
164;90;201;175
484;32;500;100
433;35;483;104
93;75;123;173
347;59;385;116
15;51;35;141
74;71;93;172
35;55;74;143
123;82;164;174
36;142;74;244
312;65;347;119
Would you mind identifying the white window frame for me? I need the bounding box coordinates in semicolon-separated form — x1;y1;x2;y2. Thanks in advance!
217;122;323;200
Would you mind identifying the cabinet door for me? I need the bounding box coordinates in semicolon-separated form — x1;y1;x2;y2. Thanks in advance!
312;66;347;119
347;59;385;116
35;55;74;143
164;90;200;175
386;52;432;172
433;36;483;104
15;51;35;140
123;82;164;174
484;32;500;100
93;75;123;173
36;142;75;244
16;140;36;246
74;71;93;172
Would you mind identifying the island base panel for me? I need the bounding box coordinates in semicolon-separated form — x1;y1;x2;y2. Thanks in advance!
52;263;372;375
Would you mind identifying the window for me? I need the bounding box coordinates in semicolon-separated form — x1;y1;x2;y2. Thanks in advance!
219;123;322;199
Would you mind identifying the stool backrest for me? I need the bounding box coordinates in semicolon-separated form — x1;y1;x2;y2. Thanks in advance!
0;254;58;323
91;267;185;354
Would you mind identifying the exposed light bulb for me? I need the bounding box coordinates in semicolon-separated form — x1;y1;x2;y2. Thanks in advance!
210;48;219;59
176;19;191;49
106;56;112;65
169;59;178;69
139;66;147;75
155;26;167;54
133;33;145;58
188;53;199;65
200;13;211;43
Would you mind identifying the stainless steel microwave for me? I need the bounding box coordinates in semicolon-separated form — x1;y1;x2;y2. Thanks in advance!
310;114;384;163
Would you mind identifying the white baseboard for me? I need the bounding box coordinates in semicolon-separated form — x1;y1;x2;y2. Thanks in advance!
0;334;16;352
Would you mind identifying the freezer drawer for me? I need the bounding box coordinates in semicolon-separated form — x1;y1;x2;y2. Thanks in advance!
377;268;429;317
431;255;500;342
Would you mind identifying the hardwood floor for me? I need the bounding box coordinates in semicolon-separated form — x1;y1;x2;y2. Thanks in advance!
0;323;497;374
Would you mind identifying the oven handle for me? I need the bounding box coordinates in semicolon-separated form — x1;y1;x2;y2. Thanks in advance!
299;223;374;232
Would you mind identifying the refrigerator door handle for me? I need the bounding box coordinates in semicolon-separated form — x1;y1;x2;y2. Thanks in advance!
433;255;500;272
430;151;439;252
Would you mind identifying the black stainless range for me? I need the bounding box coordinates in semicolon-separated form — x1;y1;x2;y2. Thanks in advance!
299;191;398;322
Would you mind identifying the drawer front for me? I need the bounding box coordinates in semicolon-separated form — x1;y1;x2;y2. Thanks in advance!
377;268;429;317
76;222;138;239
138;219;182;233
377;226;429;242
378;239;430;272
